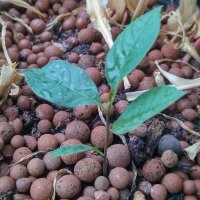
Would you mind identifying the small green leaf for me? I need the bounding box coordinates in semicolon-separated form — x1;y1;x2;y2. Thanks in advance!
112;86;185;134
105;6;162;92
21;60;101;107
51;144;93;157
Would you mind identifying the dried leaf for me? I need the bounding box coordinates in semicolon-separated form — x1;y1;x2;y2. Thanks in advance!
185;142;200;161
155;60;200;87
0;0;45;18
107;0;126;22
86;0;113;48
126;0;138;13
154;71;165;86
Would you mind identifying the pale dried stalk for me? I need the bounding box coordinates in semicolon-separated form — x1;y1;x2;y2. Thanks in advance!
86;0;130;89
2;12;33;34
155;60;200;87
185;142;200;161
51;169;73;200
47;7;85;30
0;0;45;18
160;113;200;137
5;150;47;175
131;0;150;21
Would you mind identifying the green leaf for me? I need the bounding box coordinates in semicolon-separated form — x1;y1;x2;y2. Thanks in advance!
105;6;162;92
112;86;185;134
51;144;93;157
21;60;101;107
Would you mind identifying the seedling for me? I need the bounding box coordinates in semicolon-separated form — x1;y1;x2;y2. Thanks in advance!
21;7;185;175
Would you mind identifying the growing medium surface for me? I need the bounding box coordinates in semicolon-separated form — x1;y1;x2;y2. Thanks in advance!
0;0;199;200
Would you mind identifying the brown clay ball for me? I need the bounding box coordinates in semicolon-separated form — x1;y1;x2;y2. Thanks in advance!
24;135;37;151
17;95;31;110
94;176;110;191
142;159;166;182
30;19;46;34
54;133;66;145
148;49;163;61
90;126;113;149
36;104;54;120
43;152;61;171
184;196;198;200
37;119;52;134
85;67;102;85
115;100;128;114
94;190;111;200
177;98;193;112
190;166;200;179
62;16;76;31
2;144;15;159
16;177;32;193
162;173;183;194
129;123;148;138
0;176;15;193
150;184;167;200
73;106;93;120
78;28;96;44
38;134;58;151
44;45;62;59
9;118;23;135
56;175;81;198
74;158;102;182
30;178;53;200
0;121;15;142
76;16;89;30
11;135;25;148
65;120;90;143
10;164;28;180
83;186;96;198
161;43;180;59
182;109;198;121
107;187;119;200
13;147;32;165
35;0;50;12
107;144;131;168
109;167;130;189
138;181;152;195
183;180;196;195
90;42;102;54
61;139;85;165
78;55;95;69
0;137;4;150
53;111;69;127
161;150;178;168
27;158;45;177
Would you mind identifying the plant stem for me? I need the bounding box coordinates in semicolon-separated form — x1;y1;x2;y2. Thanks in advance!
103;103;111;176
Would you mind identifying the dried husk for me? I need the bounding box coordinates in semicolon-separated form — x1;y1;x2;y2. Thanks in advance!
107;0;126;22
0;0;45;18
155;60;200;87
185;142;200;161
0;17;22;106
167;0;199;31
130;0;150;21
86;0;113;48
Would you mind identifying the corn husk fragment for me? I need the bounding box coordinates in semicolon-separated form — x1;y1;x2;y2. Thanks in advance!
86;0;113;48
107;0;126;23
185;142;200;161
127;0;150;21
181;37;200;63
0;16;22;106
167;0;199;31
155;60;200;87
0;0;45;18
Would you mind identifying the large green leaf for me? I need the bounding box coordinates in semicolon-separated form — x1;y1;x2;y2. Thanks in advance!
51;144;93;157
105;6;162;92
21;60;101;107
112;86;185;134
